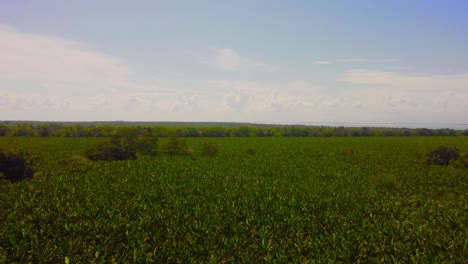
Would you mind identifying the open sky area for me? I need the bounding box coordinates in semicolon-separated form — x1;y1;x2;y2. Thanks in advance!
1;0;467;127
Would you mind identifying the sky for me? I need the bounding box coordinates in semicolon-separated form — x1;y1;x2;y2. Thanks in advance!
0;0;468;127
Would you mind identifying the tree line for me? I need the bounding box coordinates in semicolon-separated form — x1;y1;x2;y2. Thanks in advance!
0;123;467;138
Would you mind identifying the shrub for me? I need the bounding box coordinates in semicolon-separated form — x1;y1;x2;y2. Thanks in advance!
164;136;192;156
201;141;219;156
0;146;34;182
425;146;459;166
86;128;158;161
134;136;158;156
85;141;136;161
451;153;468;168
111;128;158;156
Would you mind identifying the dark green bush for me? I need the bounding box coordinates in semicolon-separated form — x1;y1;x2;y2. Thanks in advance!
164;136;192;156
0;147;34;182
201;140;219;156
425;146;459;166
86;128;158;161
111;128;158;156
134;136;158;156
85;141;136;161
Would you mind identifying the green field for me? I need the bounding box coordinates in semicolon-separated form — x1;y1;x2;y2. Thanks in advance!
1;137;467;263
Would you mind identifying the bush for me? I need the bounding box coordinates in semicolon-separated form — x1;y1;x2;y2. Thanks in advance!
134;136;158;156
201;141;219;156
85;141;136;161
86;128;158;161
111;128;158;156
425;146;459;166
0;147;34;182
164;136;192;156
451;153;468;168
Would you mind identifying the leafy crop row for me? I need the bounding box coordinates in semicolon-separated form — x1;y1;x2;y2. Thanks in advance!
0;137;467;262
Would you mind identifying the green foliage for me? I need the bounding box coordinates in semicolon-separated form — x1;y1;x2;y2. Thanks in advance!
85;127;159;162
176;127;200;137
37;124;51;137
56;155;95;174
201;126;227;137
0;136;467;262
201;140;219;156
370;175;401;192
111;127;158;156
134;136;158;156
413;128;434;136
232;126;251;137
0;145;34;182
0;124;9;136
451;153;468;168
2;121;468;138
0;171;7;186
425;146;459;166
283;126;308;137
164;136;192;156
245;147;255;156
85;141;136;161
12;124;37;137
254;128;265;137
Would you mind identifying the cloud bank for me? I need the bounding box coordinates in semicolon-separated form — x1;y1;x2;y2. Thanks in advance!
205;69;468;124
203;48;279;73
0;24;163;120
1;24;466;125
0;25;130;91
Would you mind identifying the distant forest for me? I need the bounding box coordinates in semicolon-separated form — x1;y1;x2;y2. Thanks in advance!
1;121;467;138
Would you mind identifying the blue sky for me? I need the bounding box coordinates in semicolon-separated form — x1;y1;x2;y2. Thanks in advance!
1;0;467;126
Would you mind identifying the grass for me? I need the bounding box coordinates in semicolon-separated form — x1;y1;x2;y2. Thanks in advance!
0;137;467;263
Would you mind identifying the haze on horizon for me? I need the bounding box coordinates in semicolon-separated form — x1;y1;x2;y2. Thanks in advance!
1;1;467;127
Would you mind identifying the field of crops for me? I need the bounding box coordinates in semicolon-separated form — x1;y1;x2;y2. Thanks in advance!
1;137;467;263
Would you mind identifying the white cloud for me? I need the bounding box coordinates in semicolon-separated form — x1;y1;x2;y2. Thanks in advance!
336;70;468;123
340;69;468;91
0;24;192;120
203;48;279;72
313;61;331;65
170;93;200;112
336;58;398;63
223;90;250;111
0;24;146;119
209;80;319;114
205;70;468;124
0;24;131;92
261;90;304;112
387;66;409;70
313;58;398;65
1;24;466;125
